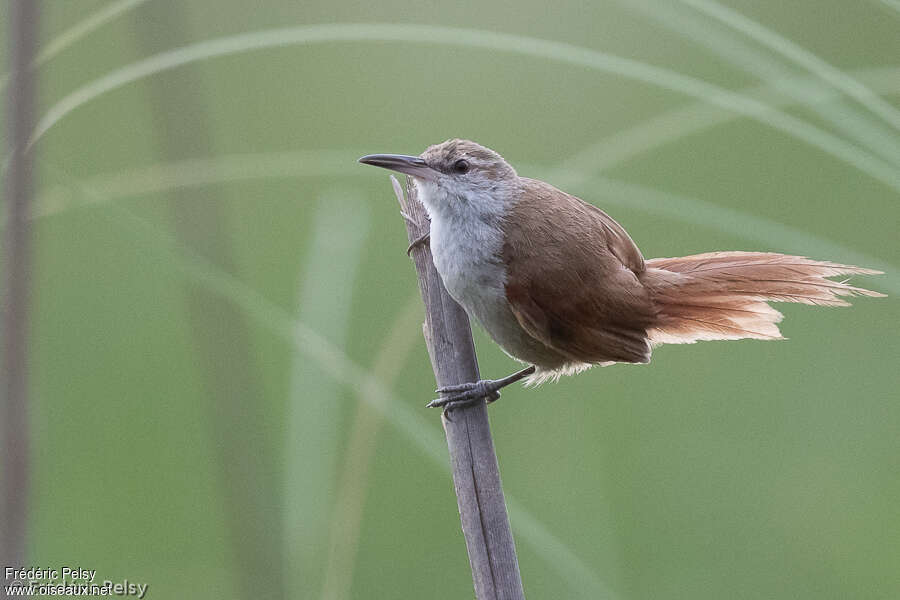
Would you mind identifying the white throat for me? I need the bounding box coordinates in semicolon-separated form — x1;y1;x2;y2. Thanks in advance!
414;178;513;300
414;177;517;350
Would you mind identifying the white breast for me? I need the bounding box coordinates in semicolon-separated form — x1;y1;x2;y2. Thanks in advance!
417;181;552;367
416;181;507;319
430;213;507;314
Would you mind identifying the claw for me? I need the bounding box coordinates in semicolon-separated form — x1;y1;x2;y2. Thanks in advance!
443;406;456;422
440;398;484;421
406;232;430;256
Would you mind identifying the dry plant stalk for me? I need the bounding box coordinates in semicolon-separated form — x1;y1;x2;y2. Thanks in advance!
392;175;525;600
2;0;38;574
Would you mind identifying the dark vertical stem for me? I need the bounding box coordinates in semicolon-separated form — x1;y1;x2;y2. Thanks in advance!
2;0;39;576
394;177;525;600
130;6;283;599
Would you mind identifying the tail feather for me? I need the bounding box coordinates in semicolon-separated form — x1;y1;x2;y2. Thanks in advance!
642;252;885;345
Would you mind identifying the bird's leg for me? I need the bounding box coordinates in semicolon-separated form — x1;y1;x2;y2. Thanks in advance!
427;366;537;415
406;231;430;256
399;210;431;256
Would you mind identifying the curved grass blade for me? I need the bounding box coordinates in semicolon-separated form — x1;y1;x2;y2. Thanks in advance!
283;190;371;598
0;0;153;94
555;65;900;185
620;0;900;166
678;0;900;133
27;23;900;192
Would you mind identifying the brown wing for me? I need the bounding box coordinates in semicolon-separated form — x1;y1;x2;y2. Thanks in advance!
502;178;655;364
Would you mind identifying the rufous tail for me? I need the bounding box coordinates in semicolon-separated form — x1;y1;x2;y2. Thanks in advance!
642;252;885;345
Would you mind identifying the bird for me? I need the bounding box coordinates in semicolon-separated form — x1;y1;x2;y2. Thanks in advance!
359;139;885;411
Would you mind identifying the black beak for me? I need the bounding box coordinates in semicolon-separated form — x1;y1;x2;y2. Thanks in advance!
358;154;438;180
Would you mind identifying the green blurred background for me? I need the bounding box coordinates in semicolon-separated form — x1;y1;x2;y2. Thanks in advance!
2;0;899;598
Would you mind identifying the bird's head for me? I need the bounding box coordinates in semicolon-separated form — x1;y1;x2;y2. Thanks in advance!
360;139;518;219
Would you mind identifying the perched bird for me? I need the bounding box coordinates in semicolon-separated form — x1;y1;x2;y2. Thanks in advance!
360;139;885;410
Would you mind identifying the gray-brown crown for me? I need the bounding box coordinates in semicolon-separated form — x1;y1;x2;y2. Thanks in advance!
420;139;517;180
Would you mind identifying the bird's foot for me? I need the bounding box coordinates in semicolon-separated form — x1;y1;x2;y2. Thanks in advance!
427;380;500;421
406;231;430;256
428;380;502;409
426;366;536;419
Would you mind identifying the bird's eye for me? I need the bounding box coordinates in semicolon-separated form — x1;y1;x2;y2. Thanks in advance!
453;159;470;174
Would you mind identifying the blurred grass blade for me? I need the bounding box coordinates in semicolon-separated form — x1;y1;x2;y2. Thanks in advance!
27;23;900;192
619;0;900;166
505;498;620;600
677;0;900;134
33;150;359;215
0;0;152;94
27;66;900;223
320;290;424;600
553;66;900;187
283;189;370;597
37;0;151;65
131;3;284;597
